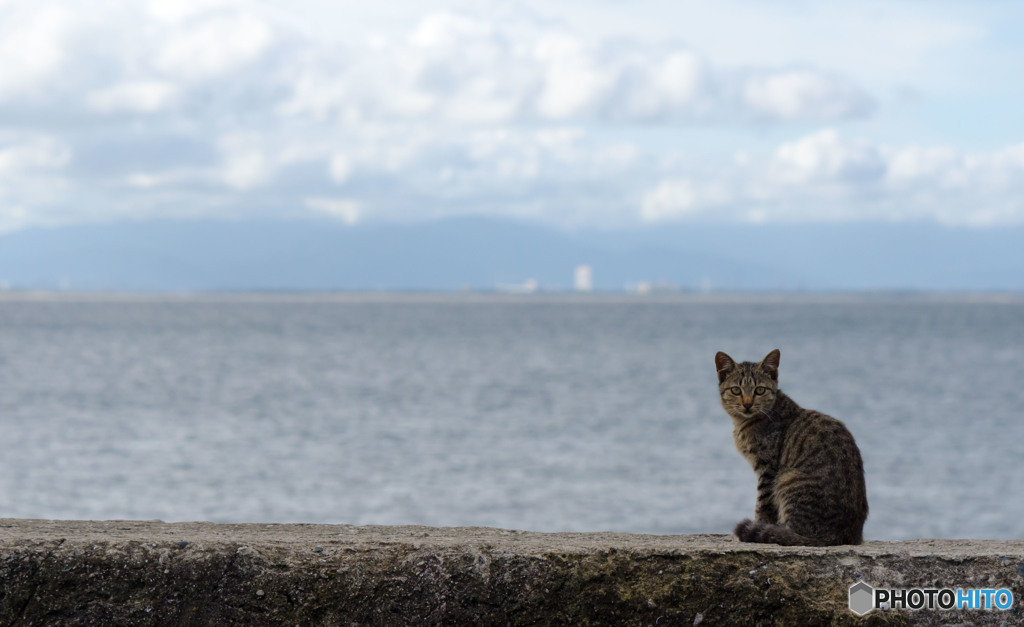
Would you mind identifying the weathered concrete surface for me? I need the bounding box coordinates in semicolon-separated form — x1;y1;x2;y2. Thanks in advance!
0;519;1021;626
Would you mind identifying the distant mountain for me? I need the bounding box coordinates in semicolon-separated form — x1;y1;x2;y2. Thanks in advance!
0;217;1021;291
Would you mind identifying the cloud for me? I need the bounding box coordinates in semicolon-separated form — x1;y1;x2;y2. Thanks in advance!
885;146;960;185
0;2;1015;231
743;70;873;121
640;177;735;222
409;12;494;47
0;5;70;101
641;130;1024;226
147;0;240;23
0;133;72;232
641;180;696;221
639;51;707;116
0;135;70;176
0;3;875;129
767;129;886;186
154;12;275;79
305;197;360;224
217;133;275;190
275;12;870;126
88;81;179;113
532;33;610;119
328;154;353;184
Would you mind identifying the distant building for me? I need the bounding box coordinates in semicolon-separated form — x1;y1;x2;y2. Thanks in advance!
574;265;593;292
631;281;682;295
497;278;539;294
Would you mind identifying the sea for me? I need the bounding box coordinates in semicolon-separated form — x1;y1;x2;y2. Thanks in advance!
0;293;1021;541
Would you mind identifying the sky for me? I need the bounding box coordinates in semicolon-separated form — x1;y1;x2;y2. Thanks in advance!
1;0;1023;233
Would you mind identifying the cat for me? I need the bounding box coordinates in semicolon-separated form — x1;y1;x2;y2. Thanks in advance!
715;349;868;546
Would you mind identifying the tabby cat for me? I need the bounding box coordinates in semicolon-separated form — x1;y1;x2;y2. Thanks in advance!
716;349;868;546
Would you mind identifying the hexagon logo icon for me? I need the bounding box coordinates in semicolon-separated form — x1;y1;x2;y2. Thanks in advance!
849;581;874;616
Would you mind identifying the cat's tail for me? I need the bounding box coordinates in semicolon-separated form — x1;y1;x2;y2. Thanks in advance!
733;519;824;547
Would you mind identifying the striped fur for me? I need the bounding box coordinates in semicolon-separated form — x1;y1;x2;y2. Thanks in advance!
716;349;868;546
733;519;818;546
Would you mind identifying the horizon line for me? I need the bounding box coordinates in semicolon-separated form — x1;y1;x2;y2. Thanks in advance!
0;290;1021;305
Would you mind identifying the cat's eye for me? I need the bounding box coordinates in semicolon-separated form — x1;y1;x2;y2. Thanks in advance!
754;386;766;395
730;387;742;395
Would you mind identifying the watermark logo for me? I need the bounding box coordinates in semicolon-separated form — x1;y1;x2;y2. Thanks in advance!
849;581;1014;616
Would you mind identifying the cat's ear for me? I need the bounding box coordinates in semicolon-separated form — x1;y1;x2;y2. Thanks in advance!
760;349;781;380
715;351;736;383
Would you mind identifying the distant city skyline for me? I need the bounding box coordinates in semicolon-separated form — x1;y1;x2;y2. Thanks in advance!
1;1;1024;234
1;217;1022;292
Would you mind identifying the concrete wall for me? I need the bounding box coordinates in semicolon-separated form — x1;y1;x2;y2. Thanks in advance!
1;519;1021;625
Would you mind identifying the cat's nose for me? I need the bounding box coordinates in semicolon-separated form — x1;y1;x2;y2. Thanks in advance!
742;399;753;410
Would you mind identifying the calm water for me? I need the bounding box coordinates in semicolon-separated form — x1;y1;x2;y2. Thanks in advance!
0;295;1021;540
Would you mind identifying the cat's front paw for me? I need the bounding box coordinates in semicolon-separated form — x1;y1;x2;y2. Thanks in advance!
734;518;756;542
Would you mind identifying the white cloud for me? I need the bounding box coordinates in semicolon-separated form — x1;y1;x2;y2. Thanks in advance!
0;2;1017;231
217;134;274;189
641;180;696;221
0;133;72;233
768;129;886;185
641;177;734;222
305;197;360;224
0;204;32;234
652;51;706;109
88;81;179;113
744;70;872;121
409;13;493;47
274;12;869;127
0;135;71;175
155;12;274;79
125;173;164;188
221;153;270;189
328;154;353;184
148;0;239;23
885;146;961;186
639;130;1024;225
0;5;70;101
276;71;354;122
533;33;610;120
605;1;984;89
